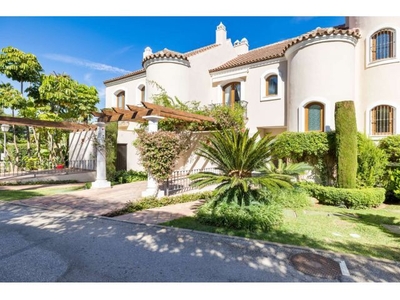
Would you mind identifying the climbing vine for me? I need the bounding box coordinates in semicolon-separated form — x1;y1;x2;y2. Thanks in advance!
134;129;192;182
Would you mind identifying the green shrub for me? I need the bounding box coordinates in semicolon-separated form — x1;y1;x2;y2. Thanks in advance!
196;201;283;231
379;135;400;163
271;131;336;186
104;191;214;217
268;188;313;209
111;169;147;185
357;133;388;187
105;122;118;181
385;168;400;203
298;182;385;209
335;101;357;188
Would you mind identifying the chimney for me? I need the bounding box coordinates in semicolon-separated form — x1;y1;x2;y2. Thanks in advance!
234;38;249;55
216;22;227;44
143;47;152;59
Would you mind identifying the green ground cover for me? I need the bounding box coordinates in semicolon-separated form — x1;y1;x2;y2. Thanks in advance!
0;184;85;201
162;203;400;262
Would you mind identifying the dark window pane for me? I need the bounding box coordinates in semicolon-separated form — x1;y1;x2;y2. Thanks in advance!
308;104;322;131
268;76;277;95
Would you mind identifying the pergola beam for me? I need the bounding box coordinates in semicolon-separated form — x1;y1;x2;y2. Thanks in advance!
0;116;97;131
92;102;216;124
141;101;215;122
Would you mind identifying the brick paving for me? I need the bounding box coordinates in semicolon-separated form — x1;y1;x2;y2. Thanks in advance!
9;181;209;224
13;181;148;216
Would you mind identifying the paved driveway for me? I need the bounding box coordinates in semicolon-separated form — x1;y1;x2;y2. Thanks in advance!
1;202;400;283
9;181;148;216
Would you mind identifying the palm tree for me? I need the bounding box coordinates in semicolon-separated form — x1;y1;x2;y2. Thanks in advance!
189;129;294;206
265;158;313;178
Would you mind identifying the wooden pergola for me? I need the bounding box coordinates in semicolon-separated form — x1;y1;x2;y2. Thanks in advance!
92;101;216;124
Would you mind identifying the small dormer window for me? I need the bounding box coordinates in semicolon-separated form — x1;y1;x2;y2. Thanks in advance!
140;86;145;102
116;91;125;109
371;28;396;62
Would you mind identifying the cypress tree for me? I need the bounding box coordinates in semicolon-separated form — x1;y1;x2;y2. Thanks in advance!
335;100;357;188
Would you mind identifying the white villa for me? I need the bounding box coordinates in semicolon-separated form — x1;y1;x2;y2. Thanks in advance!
104;16;400;172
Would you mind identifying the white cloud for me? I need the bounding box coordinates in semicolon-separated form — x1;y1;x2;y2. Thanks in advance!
113;45;134;55
84;73;93;84
44;53;130;74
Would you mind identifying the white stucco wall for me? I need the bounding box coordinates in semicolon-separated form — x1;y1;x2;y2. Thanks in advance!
69;130;96;170
350;16;400;136
146;61;190;103
244;60;287;133
105;74;146;108
117;123;144;171
188;42;238;105
285;38;357;132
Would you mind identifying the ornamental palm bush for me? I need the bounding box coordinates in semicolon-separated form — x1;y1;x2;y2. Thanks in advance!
189;129;294;206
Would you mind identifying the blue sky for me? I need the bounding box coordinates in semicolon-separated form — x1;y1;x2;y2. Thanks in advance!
0;1;388;110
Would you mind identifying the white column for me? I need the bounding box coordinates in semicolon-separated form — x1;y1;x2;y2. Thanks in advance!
141;115;165;198
91;122;111;189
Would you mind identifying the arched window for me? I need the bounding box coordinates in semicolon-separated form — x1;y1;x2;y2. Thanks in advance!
223;82;241;108
371;105;394;135
116;91;125;109
140;86;146;102
265;75;277;96
305;102;324;132
371;29;396;62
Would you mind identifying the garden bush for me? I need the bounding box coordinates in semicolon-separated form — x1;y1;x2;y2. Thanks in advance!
270;131;336;186
196;201;284;231
298;182;385;209
268;188;313;209
379;135;400;163
110;169;147;185
385;168;400;203
357;133;388;187
104;191;214;217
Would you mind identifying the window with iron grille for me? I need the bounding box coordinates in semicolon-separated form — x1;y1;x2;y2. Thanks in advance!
371;29;396;62
371;105;394;135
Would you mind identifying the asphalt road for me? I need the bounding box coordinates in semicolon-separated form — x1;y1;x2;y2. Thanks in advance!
1;201;400;284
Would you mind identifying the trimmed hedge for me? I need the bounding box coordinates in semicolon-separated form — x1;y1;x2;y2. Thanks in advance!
335;101;357;188
196;201;284;231
299;182;385;209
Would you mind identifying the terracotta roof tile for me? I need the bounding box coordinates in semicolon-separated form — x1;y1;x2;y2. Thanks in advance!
142;48;188;66
103;68;145;84
282;27;361;52
210;27;361;73
209;40;289;72
185;43;220;57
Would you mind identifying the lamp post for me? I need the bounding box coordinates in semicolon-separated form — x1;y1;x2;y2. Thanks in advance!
1;124;10;161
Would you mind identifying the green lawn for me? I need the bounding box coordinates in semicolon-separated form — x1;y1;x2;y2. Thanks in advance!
162;203;400;262
0;184;86;201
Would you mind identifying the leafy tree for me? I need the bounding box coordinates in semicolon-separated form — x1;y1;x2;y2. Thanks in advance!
0;46;43;95
38;73;99;122
0;46;43;155
0;83;25;111
189;129;294;207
